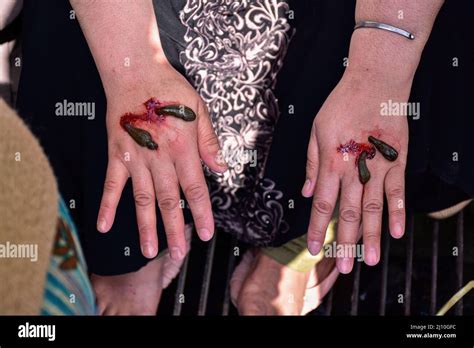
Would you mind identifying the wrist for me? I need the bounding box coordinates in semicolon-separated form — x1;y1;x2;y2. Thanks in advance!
101;51;170;98
345;29;421;89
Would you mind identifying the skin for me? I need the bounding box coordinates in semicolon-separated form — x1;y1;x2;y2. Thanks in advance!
120;101;196;150
70;0;444;316
70;0;229;315
71;0;227;263
303;0;444;274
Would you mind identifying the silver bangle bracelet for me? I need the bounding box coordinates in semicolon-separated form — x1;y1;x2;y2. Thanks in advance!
354;21;415;40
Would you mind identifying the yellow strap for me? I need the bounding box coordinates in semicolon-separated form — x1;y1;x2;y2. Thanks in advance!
436;280;474;316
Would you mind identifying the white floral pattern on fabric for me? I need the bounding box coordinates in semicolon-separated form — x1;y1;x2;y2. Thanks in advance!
180;0;291;245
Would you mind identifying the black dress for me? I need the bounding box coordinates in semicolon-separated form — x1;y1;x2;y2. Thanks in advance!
17;0;473;275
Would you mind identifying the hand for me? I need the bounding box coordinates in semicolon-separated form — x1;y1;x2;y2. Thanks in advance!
96;59;226;261
302;73;409;273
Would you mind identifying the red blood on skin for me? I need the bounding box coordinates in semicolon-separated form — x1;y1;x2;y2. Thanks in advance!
337;139;376;165
120;97;177;131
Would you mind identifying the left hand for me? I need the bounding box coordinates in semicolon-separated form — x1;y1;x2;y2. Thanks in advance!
302;72;410;273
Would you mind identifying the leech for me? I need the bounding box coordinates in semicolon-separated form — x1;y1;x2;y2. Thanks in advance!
358;151;371;184
155;104;196;122
120;98;196;151
368;136;398;161
124;123;158;150
338;135;398;185
337;139;375;185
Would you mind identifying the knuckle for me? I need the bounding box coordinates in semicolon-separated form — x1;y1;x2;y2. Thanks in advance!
312;198;333;216
103;179;120;193
364;230;380;243
157;196;179;211
306;157;318;175
340;206;361;223
311;122;318;137
164;229;180;245
387;186;404;199
389;207;405;218
363;200;383;214
202;132;219;149
138;224;154;236
168;131;186;150
134;190;153;207
309;228;325;242
184;184;207;203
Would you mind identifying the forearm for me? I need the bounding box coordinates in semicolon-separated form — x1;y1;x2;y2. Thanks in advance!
69;0;167;96
346;0;444;87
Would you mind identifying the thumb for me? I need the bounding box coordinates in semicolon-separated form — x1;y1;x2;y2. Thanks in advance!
302;124;319;197
196;101;227;172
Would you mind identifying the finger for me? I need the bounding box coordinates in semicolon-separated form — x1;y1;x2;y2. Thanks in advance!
336;174;363;273
196;101;227;172
307;163;339;255
97;159;129;233
362;171;385;266
384;165;406;239
130;167;158;259
175;147;214;241
151;156;186;261
302;125;319;197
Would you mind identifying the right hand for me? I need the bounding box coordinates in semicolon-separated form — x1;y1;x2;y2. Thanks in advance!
96;59;226;261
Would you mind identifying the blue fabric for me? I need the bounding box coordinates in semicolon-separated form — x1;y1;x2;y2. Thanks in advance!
40;197;97;315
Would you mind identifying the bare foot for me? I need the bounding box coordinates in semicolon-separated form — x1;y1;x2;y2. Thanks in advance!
231;250;338;315
92;257;164;315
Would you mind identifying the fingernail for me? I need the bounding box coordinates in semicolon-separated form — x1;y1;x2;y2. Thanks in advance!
215;152;228;169
308;240;321;255
97;218;107;233
170;247;183;261
199;228;213;241
366;247;378;265
339;257;352;274
393;223;403;238
302;179;313;197
141;242;156;258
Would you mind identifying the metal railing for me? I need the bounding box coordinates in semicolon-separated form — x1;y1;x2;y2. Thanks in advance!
163;209;471;316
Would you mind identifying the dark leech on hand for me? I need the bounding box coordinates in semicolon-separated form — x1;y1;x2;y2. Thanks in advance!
337;135;399;185
120;98;196;150
337;139;375;185
368;136;398;161
155;104;196;122
123;123;158;150
358;151;371;184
